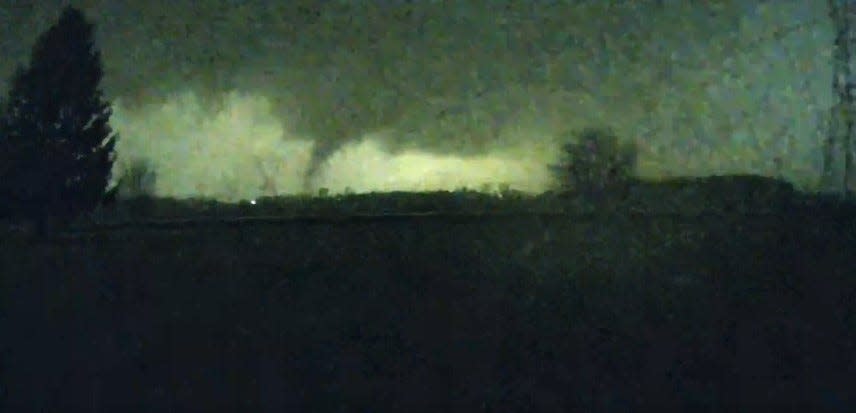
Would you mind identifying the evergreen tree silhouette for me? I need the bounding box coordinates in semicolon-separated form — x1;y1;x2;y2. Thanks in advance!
0;6;116;231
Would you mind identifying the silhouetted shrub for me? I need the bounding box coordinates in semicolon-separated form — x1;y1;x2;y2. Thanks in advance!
551;127;637;201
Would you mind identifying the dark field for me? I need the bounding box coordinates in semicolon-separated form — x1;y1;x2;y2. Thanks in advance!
2;195;856;411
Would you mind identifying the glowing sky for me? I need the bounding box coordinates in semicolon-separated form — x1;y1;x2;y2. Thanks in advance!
109;91;555;201
0;1;836;199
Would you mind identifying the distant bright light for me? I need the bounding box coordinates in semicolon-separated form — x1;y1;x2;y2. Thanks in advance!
250;199;256;205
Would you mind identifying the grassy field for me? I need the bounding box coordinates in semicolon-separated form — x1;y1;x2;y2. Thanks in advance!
2;180;856;411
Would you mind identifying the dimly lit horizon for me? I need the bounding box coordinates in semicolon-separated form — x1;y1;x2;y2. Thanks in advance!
0;0;834;200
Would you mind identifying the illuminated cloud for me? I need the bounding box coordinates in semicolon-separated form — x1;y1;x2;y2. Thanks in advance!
0;1;834;196
109;90;561;200
107;79;827;202
111;90;314;201
314;135;555;194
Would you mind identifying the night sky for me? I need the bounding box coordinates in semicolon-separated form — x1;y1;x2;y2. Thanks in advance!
0;1;833;200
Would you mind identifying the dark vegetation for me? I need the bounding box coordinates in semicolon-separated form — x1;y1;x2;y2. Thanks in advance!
2;5;856;413
56;174;795;228
3;190;856;411
0;7;116;234
550;127;637;201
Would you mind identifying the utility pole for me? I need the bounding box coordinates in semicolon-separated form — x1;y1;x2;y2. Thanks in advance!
823;0;856;198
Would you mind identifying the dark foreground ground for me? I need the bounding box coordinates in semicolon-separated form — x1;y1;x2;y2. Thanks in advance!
1;196;855;411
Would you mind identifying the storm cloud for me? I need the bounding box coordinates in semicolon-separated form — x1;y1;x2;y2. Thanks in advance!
0;0;834;199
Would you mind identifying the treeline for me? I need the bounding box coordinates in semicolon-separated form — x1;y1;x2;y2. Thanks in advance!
86;175;796;227
93;189;536;223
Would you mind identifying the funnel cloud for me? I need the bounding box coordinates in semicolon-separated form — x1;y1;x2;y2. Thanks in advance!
110;89;560;200
0;0;838;199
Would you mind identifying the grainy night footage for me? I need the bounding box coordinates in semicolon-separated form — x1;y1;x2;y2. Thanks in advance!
0;1;854;411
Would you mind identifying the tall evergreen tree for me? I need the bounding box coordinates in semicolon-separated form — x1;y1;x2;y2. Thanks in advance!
0;6;116;229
